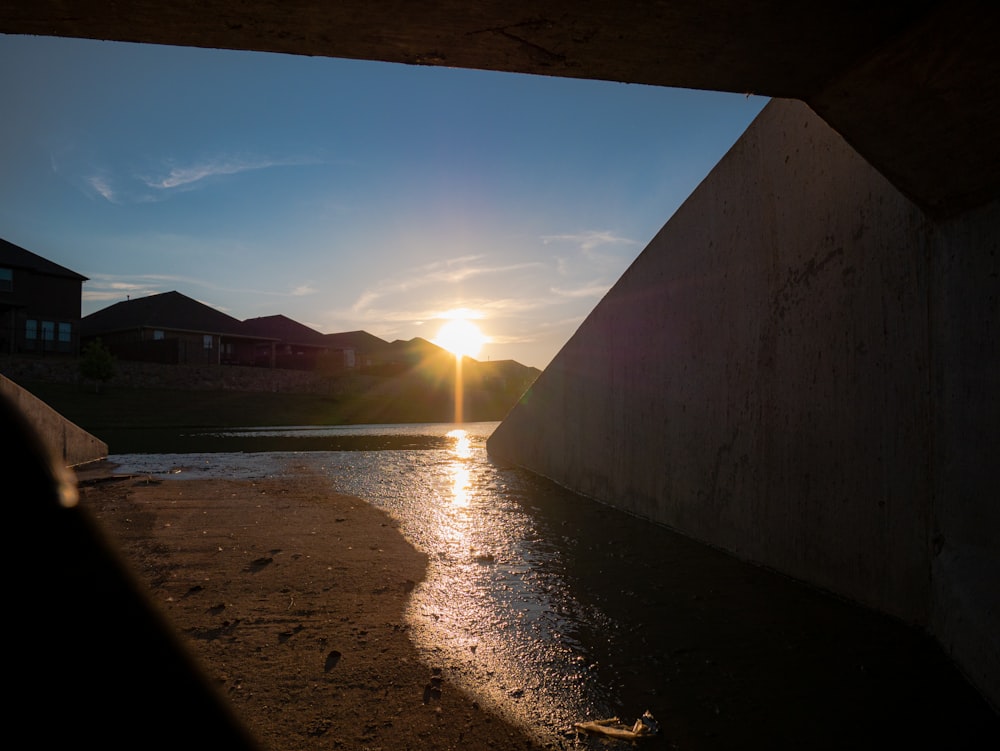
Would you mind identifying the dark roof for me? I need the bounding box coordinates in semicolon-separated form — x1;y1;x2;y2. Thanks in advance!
80;290;245;337
321;330;390;352
479;359;542;377
240;314;327;345
387;336;451;362
0;237;88;281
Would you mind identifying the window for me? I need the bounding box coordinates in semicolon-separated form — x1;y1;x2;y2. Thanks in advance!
203;334;213;349
153;330;164;340
57;322;72;352
41;321;55;341
0;267;11;292
25;319;37;340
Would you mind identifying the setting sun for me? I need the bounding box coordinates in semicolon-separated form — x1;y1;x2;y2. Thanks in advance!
433;312;487;359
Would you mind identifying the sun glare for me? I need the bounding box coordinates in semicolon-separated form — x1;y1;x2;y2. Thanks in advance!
434;313;487;359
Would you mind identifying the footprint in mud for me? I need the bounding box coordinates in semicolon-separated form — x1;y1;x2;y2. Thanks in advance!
278;624;304;644
324;650;342;672
246;556;273;572
422;666;443;704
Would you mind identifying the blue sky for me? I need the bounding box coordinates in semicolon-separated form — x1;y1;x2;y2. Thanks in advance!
1;33;766;369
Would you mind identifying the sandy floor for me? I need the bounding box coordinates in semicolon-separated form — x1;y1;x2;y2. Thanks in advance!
68;464;999;751
76;470;543;751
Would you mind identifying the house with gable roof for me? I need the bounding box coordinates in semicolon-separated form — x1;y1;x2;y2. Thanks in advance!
81;293;370;371
0;237;88;357
240;314;342;370
80;290;268;366
321;330;392;370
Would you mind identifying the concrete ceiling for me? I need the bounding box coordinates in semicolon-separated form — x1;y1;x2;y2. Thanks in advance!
2;0;998;219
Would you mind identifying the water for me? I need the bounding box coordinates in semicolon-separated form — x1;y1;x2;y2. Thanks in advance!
109;422;622;745
108;422;1000;750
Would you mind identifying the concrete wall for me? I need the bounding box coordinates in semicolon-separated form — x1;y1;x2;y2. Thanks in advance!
928;198;1000;709
1;374;108;468
487;98;998;707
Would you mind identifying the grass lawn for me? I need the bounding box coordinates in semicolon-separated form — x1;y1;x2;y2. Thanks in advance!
19;374;517;441
9;358;530;452
23;381;359;429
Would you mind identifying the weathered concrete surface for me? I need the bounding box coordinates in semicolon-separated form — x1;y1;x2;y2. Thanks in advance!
0;374;107;468
928;198;1000;710
488;99;998;708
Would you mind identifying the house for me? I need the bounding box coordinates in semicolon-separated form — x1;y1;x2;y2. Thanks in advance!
0;238;88;357
322;330;392;370
387;337;451;368
240;314;343;371
80;292;376;372
80;290;265;366
79;290;540;386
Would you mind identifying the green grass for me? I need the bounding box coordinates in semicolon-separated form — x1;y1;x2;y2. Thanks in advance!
21;377;520;430
13;362;530;452
23;381;355;428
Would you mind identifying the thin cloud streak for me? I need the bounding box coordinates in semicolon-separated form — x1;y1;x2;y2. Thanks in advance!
349;257;546;314
86;174;116;202
81;271;312;311
541;230;638;251
75;153;320;205
141;155;314;190
550;281;613;299
545;230;641;281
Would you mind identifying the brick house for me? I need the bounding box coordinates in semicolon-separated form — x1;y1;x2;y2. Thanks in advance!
322;330;391;370
240;314;353;371
0;237;88;357
80;290;268;366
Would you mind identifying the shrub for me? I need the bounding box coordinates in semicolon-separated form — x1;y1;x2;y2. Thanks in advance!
79;338;116;392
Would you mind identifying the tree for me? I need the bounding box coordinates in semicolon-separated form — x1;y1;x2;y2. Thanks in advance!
79;338;116;393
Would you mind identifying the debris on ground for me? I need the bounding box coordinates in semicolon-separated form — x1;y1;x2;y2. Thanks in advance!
573;710;659;741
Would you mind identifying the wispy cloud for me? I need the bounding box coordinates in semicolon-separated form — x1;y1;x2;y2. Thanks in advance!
541;230;640;286
550;281;613;299
140;155;307;191
543;229;641;278
477;296;558;315
348;255;545;315
86;174;116;203
80;269;311;317
70;152;317;204
82;273;202;307
541;230;637;252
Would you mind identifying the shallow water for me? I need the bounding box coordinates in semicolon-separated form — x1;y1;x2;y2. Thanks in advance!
110;422;1000;750
110;422;621;744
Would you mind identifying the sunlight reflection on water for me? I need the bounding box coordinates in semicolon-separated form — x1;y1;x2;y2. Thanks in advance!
109;421;1000;749
109;422;616;745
